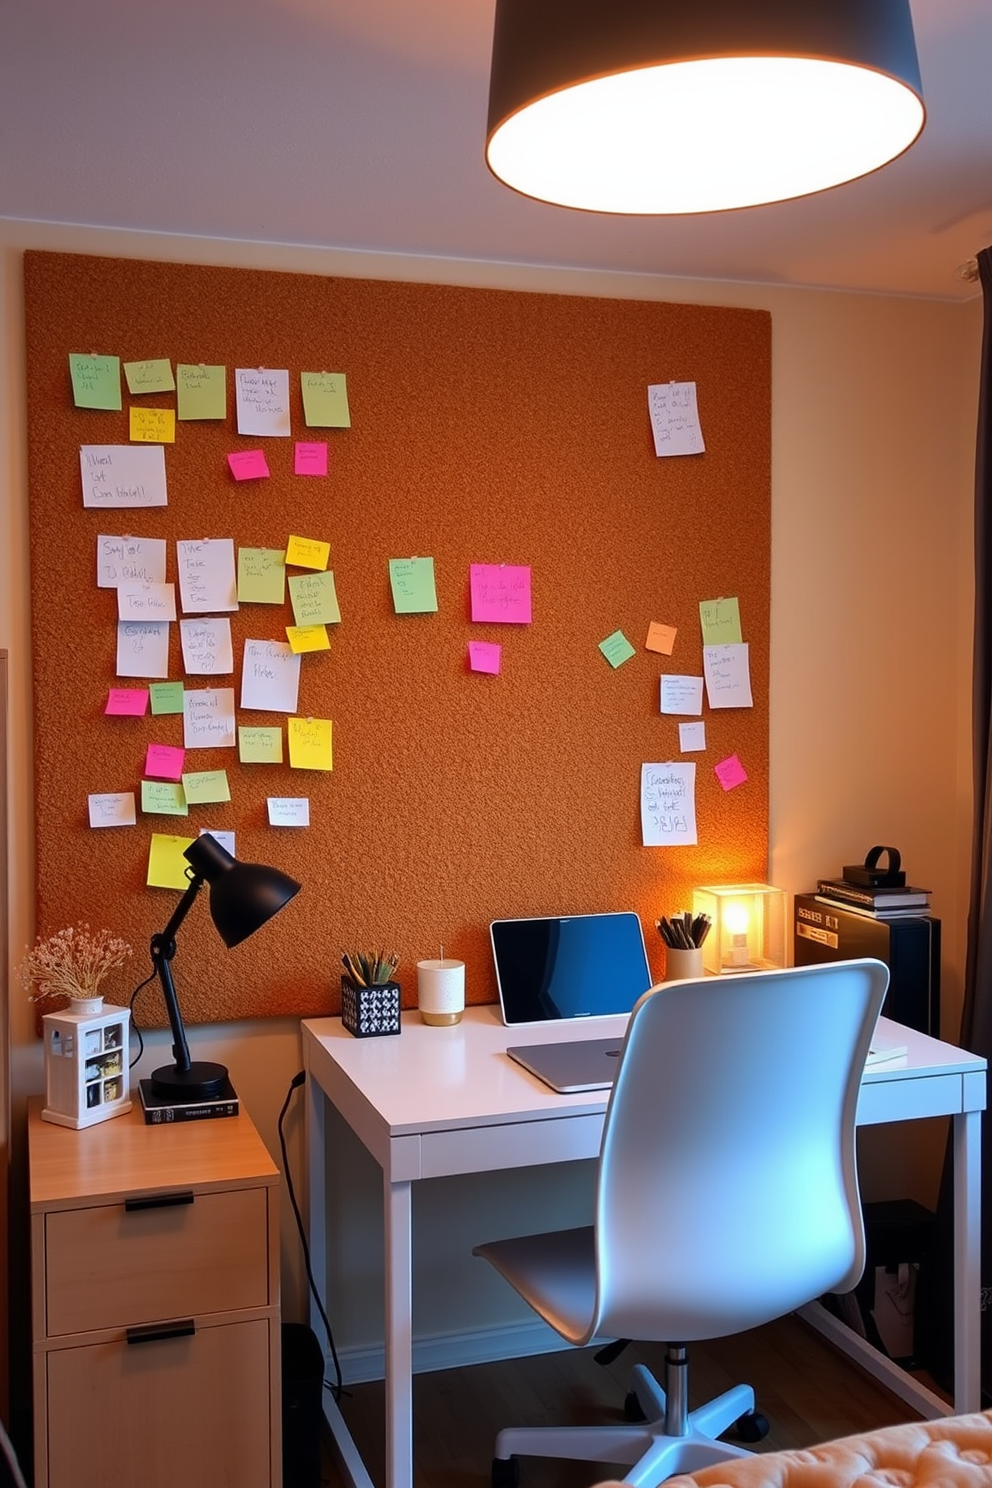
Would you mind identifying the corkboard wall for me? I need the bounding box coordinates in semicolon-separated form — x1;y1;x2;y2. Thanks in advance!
23;250;771;1025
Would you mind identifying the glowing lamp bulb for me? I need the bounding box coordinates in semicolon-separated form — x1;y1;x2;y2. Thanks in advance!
724;903;750;967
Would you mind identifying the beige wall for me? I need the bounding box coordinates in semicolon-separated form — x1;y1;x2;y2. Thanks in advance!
0;219;982;1375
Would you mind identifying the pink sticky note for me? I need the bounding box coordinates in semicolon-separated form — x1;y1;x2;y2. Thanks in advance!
105;687;149;716
227;450;270;481
295;441;328;476
470;563;532;624
714;754;748;791
468;641;502;675
145;742;186;781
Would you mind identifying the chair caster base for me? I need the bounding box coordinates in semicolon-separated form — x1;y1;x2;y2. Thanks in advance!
734;1410;770;1443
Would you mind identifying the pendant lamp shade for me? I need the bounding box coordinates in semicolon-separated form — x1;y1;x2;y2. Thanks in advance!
486;0;925;215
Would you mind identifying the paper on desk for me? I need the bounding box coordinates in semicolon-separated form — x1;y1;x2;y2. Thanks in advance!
180;617;234;675
81;445;167;508
97;535;167;589
660;675;703;715
235;367;291;437
183;687;236;749
647;382;704;457
640;762;697;847
703;643;753;709
116;621;170;679
241;640;301;713
177;539;238;614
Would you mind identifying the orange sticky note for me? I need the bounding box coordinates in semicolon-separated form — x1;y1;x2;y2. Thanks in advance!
646;622;677;655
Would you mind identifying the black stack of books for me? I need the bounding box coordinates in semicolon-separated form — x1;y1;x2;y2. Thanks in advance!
815;876;931;921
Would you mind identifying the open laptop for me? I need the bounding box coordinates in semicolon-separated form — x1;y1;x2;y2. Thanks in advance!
490;912;653;1092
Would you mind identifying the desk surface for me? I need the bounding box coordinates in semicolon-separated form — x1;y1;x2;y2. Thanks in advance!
302;1004;986;1140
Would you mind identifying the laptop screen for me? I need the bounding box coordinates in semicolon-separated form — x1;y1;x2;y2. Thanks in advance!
491;912;652;1025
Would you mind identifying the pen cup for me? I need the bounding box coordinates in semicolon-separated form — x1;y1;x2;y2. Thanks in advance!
663;946;705;982
417;959;465;1026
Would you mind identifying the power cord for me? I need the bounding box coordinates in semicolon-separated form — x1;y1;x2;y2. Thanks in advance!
279;1070;345;1402
126;962;159;1070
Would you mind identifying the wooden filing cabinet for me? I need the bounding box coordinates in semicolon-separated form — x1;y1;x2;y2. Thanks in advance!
28;1097;282;1488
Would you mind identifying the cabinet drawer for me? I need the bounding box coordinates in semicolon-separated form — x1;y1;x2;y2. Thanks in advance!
44;1316;273;1488
45;1186;269;1336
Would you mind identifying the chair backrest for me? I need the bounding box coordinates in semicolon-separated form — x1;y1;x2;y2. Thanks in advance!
592;957;889;1344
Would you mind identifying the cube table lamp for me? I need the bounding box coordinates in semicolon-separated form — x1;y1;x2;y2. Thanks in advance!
692;883;786;976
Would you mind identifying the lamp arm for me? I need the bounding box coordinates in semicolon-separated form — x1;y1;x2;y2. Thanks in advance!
149;873;205;1076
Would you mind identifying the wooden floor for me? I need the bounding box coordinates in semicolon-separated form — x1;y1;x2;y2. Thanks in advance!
319;1314;939;1488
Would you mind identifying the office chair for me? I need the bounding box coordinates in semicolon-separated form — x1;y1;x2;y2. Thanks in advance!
474;957;889;1488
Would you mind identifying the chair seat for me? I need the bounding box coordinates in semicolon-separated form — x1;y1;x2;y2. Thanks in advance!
474;1226;598;1345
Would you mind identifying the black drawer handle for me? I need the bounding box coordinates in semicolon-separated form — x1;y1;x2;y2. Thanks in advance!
126;1320;196;1346
124;1191;194;1212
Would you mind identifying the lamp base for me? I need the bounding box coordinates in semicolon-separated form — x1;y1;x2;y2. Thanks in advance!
150;1059;230;1102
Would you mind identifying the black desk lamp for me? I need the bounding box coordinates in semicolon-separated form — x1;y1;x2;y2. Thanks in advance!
149;833;301;1102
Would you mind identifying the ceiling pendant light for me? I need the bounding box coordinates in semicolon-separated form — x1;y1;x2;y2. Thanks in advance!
486;0;925;215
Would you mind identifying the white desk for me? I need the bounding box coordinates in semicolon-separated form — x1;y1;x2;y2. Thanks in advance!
303;1007;986;1488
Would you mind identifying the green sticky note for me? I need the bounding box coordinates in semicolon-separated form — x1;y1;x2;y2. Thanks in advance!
599;630;636;669
181;769;231;805
301;371;351;428
288;570;341;627
149;681;185;716
389;557;438;615
699;597;742;646
124;358;176;395
239;726;284;764
141;780;188;816
177;363;227;421
69;353;122;410
238;547;286;604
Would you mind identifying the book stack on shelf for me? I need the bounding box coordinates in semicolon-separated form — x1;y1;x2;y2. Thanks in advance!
815;877;931;921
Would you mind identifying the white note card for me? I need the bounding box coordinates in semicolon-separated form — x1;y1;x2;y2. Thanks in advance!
180;617;234;675
116;621;170;679
660;675;704;715
183;687;236;749
88;792;137;828
199;828;235;856
80;445;168;507
241;639;301;713
679;721;707;752
117;582;176;622
267;797;310;827
647;382;705;457
703;643;754;709
235;368;291;437
640;762;698;847
177;539;238;614
97;535;167;589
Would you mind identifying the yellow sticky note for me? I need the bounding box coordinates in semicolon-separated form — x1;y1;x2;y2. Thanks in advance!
130;406;176;444
646;621;678;655
238;547;286;604
287;625;330;654
286;534;330;571
288;716;333;771
147;833;195;889
239;726;283;764
182;769;231;805
301;371;351;429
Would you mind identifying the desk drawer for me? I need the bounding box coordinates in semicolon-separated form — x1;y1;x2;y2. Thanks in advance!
419;1112;605;1178
45;1186;269;1336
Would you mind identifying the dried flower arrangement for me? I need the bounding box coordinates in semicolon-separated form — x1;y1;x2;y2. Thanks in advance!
20;923;133;1006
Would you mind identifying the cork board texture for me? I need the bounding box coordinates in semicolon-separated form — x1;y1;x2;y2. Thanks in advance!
23;250;771;1025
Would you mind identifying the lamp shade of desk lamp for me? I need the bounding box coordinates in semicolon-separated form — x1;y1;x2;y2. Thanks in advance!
486;0;925;215
149;833;301;1102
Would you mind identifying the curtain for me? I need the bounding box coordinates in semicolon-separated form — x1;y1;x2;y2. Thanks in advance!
959;244;992;1395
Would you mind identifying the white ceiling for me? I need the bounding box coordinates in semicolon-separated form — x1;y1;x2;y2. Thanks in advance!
1;0;990;302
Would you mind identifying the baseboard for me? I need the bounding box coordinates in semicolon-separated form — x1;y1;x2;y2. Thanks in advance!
338;1317;576;1385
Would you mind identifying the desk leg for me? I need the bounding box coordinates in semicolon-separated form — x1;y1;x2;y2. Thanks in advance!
953;1107;982;1414
305;1059;327;1348
385;1176;414;1488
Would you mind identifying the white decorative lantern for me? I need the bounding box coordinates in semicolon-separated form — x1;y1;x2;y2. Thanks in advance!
42;999;132;1129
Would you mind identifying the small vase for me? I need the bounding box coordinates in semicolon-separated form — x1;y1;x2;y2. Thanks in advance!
69;996;104;1014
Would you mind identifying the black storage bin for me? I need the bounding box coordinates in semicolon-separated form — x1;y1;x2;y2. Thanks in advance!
854;1199;935;1369
282;1323;325;1488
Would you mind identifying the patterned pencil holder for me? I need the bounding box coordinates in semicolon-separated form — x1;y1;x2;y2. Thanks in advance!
341;977;401;1038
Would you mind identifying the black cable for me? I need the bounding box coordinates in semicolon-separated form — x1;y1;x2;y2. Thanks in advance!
127;962;159;1070
278;1070;346;1402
